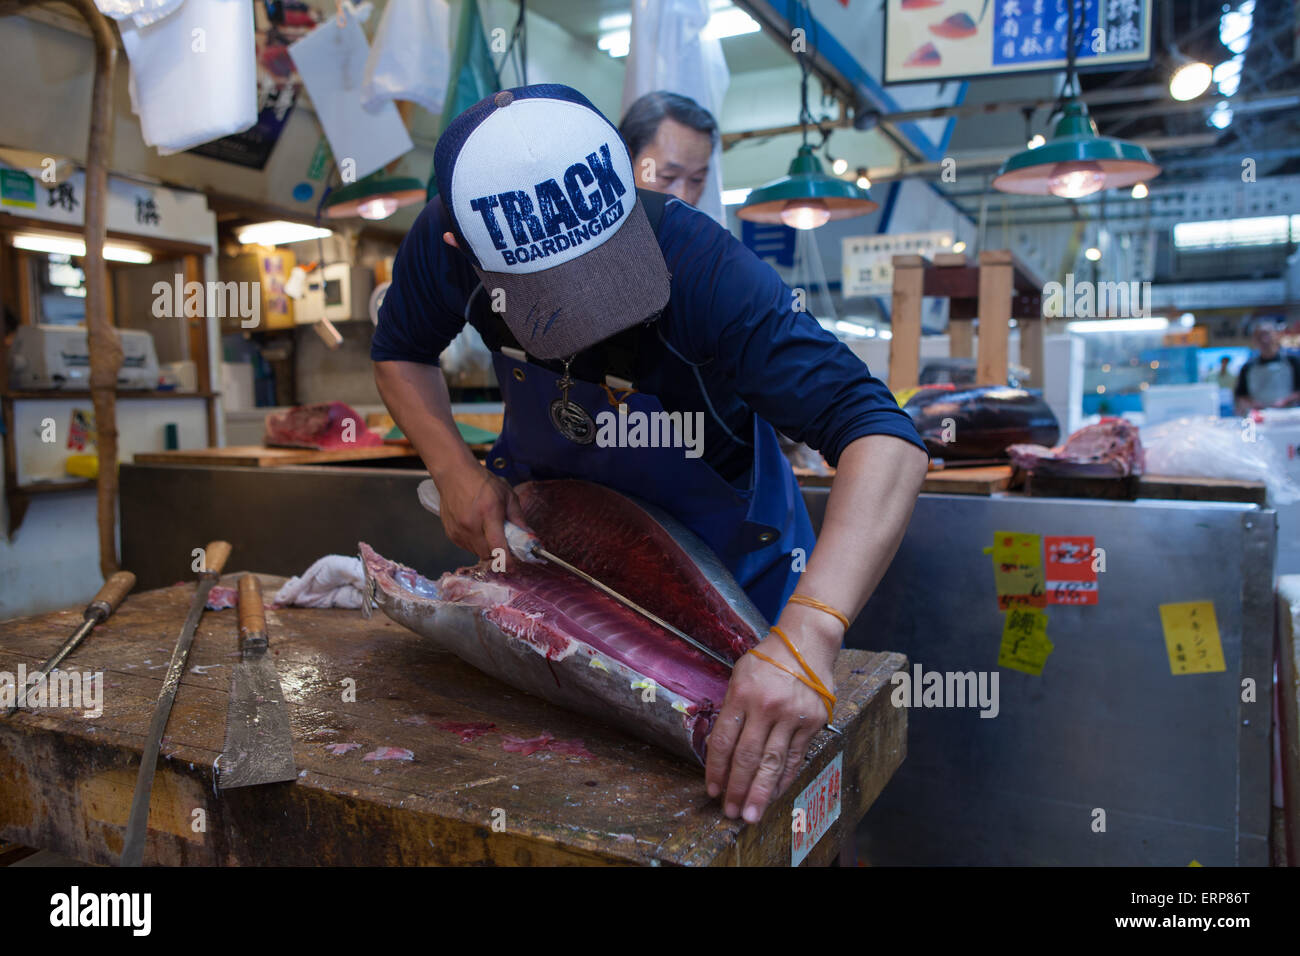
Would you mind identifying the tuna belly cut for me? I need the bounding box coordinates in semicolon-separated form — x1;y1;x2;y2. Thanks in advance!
361;545;732;765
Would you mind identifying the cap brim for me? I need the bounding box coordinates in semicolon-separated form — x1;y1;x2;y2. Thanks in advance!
471;197;670;360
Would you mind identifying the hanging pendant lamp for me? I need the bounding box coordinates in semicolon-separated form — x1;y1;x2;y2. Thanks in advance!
992;0;1159;199
323;172;427;220
992;99;1160;198
737;144;878;229
738;0;876;229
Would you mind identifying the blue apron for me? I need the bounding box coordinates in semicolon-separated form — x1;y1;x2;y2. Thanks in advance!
485;349;815;624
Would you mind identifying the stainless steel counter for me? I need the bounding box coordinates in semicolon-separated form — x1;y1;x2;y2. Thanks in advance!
120;464;1275;865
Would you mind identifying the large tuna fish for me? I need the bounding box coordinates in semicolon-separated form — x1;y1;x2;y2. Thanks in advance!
904;385;1060;460
359;480;768;765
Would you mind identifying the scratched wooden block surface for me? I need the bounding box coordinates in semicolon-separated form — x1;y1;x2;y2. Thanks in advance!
0;580;906;866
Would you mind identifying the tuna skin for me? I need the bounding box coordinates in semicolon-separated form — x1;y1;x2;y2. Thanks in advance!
361;480;769;766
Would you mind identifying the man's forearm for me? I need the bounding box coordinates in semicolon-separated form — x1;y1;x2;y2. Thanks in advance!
374;360;478;480
778;434;929;647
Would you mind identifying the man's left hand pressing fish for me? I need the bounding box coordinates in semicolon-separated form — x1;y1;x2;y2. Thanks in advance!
373;85;929;823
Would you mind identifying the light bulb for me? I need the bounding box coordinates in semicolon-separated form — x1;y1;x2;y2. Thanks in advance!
1169;61;1212;101
357;196;402;220
780;199;832;230
1047;161;1105;199
1131;182;1149;199
856;174;871;189
1027;134;1046;149
952;240;967;253
831;157;848;175
1084;246;1102;261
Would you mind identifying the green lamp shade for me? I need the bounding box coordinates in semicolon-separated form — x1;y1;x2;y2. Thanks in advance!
993;100;1160;198
737;145;878;228
324;174;427;220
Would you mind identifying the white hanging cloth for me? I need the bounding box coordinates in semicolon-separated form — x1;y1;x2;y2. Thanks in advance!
621;0;730;226
362;0;453;114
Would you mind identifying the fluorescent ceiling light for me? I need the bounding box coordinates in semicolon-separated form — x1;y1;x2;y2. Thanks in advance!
12;233;153;263
721;188;752;205
236;220;333;246
600;3;757;57
597;29;630;57
1174;214;1291;250
703;6;760;40
1067;318;1170;333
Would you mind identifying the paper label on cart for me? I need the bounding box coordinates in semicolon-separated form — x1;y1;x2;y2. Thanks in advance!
791;753;842;867
1159;601;1225;675
998;606;1054;675
987;532;1046;609
1045;536;1098;605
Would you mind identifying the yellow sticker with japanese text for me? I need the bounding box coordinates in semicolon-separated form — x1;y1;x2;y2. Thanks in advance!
998;605;1054;676
986;532;1046;610
1159;601;1226;675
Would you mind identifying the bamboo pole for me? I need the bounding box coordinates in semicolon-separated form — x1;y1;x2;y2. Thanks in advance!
4;0;120;575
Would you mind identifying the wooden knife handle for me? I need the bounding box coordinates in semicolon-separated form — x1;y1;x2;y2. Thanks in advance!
90;571;136;616
203;540;233;576
238;574;266;637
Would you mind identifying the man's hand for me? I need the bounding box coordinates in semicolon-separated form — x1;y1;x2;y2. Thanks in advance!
704;609;841;824
435;463;533;561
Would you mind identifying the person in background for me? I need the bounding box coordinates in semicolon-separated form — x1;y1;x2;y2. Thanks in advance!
1235;320;1300;413
1212;356;1235;390
620;91;717;207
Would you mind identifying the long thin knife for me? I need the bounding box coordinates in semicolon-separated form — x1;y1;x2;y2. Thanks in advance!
417;480;733;669
120;541;231;867
3;571;135;719
217;575;296;789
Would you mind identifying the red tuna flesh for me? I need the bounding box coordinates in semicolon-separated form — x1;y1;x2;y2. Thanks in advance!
360;480;769;765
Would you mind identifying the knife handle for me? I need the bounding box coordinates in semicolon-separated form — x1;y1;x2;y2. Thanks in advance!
417;479;541;563
86;570;136;621
203;540;233;577
238;575;266;641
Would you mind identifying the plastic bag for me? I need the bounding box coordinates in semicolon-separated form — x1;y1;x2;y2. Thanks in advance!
1141;416;1300;505
362;0;451;113
94;0;185;28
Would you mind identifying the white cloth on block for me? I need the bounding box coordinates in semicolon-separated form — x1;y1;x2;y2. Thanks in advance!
275;555;367;609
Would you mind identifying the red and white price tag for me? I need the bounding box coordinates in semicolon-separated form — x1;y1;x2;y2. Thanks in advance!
1045;535;1099;606
791;753;842;867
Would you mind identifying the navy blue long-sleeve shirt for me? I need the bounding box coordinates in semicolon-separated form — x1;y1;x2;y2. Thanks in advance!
373;195;925;482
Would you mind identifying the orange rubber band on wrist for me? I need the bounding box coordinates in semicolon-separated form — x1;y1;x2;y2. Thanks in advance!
785;593;850;630
748;625;836;724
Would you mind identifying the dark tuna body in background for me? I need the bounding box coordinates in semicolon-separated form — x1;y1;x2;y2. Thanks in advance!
904;385;1061;460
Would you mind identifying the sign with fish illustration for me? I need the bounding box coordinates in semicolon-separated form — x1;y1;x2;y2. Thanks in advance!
884;0;1152;84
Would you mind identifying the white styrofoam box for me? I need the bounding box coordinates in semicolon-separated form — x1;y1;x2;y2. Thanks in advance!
1142;383;1222;428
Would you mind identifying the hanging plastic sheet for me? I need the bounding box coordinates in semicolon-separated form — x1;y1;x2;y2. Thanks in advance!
622;0;730;225
117;0;258;155
362;0;452;114
289;1;414;182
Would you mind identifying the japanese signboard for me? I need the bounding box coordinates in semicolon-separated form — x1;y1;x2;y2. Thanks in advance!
884;0;1152;84
842;231;955;298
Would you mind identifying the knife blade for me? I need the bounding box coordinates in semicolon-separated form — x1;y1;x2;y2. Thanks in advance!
217;575;297;790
